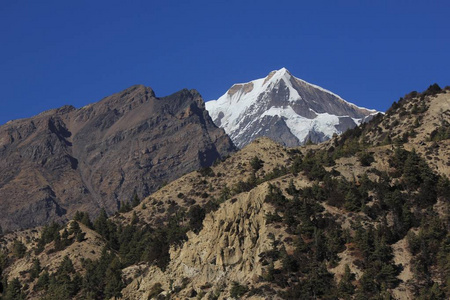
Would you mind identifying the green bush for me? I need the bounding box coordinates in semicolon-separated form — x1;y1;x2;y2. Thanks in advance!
358;151;375;166
12;241;27;258
230;281;248;298
250;156;264;172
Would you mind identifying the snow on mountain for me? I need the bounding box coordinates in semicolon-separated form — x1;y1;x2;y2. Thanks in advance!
206;68;379;148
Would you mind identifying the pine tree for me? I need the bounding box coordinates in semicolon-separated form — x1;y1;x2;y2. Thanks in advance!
131;211;139;225
402;148;421;189
30;258;41;280
188;205;205;233
286;179;298;196
73;211;83;222
69;221;81;235
338;265;355;298
104;257;124;299
344;188;362;212
35;271;50;291
81;212;93;229
131;192;140;208
57;256;75;276
4;277;24;300
12;240;27;258
53;232;64;251
94;208;109;238
377;264;398;288
250;156;263;172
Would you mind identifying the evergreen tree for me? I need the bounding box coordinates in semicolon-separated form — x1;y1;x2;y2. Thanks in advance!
4;277;24;300
188;205;205;233
131;211;139;225
35;271;50;291
338;265;355;298
94;208;109;238
53;232;64;251
402;148;421;189
69;221;82;235
81;213;93;229
73;211;83;222
344;188;362;212
40;283;70;300
12;240;26;258
131;192;140;207
104;257;124;299
0;251;5;294
250;156;263;172
30;258;41;280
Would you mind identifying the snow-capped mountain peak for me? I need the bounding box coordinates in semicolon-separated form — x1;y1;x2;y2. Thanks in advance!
206;68;379;148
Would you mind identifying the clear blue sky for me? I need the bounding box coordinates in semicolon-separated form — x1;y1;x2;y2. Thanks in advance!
1;0;449;125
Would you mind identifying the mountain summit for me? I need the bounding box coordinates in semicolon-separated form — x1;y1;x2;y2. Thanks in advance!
206;68;378;148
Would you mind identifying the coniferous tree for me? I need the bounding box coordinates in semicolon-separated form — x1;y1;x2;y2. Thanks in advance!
402;149;421;189
338;264;355;298
62;256;75;274
131;211;139;225
94;208;109;238
69;221;81;235
188;205;205;233
131;192;140;207
12;240;26;258
4;277;24;300
81;213;93;229
35;270;49;291
250;156;263;172
30;258;41;280
104;257;124;299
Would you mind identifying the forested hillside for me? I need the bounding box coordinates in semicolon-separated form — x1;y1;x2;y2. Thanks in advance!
0;85;449;299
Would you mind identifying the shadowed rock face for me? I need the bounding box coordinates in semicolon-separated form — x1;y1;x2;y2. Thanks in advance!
0;85;235;231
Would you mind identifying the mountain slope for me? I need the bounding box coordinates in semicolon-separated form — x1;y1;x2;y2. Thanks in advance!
1;85;449;300
0;85;235;231
206;68;378;148
121;87;450;299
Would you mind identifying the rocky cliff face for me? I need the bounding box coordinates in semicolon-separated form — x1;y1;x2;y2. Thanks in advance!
122;183;275;299
118;138;298;300
206;68;378;148
0;85;235;231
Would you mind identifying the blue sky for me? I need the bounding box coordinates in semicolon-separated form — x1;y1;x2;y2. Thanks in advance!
1;0;449;125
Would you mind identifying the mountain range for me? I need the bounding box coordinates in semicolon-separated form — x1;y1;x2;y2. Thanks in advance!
0;74;449;300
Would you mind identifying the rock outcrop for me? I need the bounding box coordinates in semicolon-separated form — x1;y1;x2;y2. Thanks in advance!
121;183;276;299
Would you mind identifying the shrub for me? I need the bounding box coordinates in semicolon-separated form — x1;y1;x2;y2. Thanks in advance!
12;241;27;258
199;167;215;177
250;156;264;172
230;281;248;298
358;151;375;167
424;83;442;96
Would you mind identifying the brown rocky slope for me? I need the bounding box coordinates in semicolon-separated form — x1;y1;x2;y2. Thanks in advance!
0;85;235;231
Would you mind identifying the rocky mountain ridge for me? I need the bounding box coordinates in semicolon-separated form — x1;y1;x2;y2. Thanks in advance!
206;68;378;148
0;85;235;231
